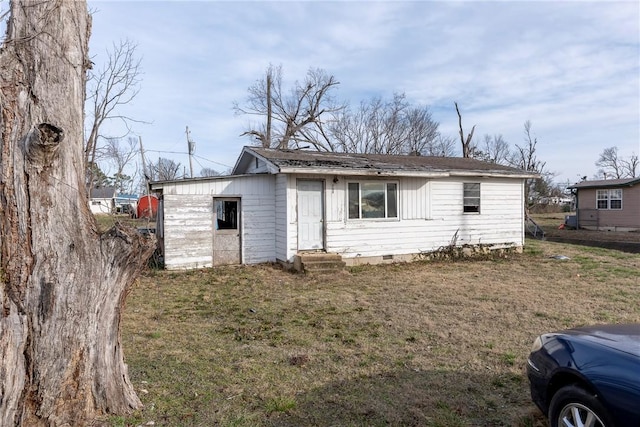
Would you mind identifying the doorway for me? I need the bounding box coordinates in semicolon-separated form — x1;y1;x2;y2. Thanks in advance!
297;180;324;250
213;198;241;265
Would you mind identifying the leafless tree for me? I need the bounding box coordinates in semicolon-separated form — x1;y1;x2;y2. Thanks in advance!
105;136;138;192
425;134;458;157
472;134;511;164
234;65;344;150
200;167;221;177
148;157;182;181
509;121;554;205
235;67;444;156
326;93;440;155
454;102;476;158
0;2;155;425
595;146;623;179
595;146;638;179
625;154;639;178
84;39;142;191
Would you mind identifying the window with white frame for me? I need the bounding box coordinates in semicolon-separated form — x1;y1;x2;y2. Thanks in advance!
596;189;622;210
348;182;398;219
463;183;480;213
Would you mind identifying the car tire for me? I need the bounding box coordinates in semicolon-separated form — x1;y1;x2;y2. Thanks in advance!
549;385;613;427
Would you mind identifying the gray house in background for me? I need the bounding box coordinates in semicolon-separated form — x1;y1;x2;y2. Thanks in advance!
568;178;640;231
151;147;538;270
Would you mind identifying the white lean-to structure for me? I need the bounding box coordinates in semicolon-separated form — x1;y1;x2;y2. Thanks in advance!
151;147;538;270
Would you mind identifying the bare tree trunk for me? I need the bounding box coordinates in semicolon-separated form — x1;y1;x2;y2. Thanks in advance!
0;1;155;425
455;102;475;158
266;70;272;148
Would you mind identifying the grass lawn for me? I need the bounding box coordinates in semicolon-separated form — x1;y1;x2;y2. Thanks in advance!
113;239;640;426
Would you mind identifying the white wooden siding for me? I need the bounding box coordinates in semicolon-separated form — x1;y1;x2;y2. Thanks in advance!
163;195;214;269
244;157;270;174
275;174;288;262
158;175;276;269
401;177;430;220
157;170;526;267
319;176;524;260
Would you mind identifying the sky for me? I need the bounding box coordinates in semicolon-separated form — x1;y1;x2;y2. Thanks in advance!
77;1;640;185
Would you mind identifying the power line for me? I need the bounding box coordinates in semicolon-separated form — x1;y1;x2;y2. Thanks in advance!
144;149;187;155
193;154;233;169
144;149;233;169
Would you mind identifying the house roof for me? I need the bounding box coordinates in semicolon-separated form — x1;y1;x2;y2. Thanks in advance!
568;177;640;189
234;146;539;179
90;186;116;199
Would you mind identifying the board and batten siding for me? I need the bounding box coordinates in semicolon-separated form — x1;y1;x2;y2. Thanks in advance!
275;174;288;262
157;175;276;269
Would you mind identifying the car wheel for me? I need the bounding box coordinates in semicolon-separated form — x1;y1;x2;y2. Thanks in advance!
549;385;613;427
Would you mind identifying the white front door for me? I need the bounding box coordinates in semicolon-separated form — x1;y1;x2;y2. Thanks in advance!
297;180;324;250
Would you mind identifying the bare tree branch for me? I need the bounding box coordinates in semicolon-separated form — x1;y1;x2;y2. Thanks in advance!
148;157;182;181
455;102;475;158
104;136;138;192
594;146;639;179
234;65;344;150
84;39;143;191
326;93;440;155
473;134;511;164
509;121;556;205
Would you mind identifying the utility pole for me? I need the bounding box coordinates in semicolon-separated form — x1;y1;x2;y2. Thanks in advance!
186;126;195;178
137;135;153;218
138;136;149;190
138;135;152;214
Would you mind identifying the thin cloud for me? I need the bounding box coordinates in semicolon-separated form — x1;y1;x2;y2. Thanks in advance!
87;0;639;182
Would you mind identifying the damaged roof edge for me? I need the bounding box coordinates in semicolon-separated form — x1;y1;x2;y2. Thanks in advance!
278;167;538;179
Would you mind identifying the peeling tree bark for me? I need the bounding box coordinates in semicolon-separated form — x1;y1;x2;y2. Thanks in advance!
0;1;155;425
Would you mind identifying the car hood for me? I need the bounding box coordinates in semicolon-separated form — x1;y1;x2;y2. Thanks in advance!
560;323;640;357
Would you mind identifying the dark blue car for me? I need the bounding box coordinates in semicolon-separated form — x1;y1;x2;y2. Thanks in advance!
527;323;640;427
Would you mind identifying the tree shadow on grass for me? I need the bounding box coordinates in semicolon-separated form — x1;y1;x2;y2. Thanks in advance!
265;368;546;427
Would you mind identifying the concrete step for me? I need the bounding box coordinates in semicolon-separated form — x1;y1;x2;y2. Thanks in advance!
293;253;345;273
303;260;347;272
297;253;343;263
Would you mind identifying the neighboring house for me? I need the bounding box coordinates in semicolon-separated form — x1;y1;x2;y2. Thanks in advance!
568;178;640;231
150;147;538;270
89;186;116;214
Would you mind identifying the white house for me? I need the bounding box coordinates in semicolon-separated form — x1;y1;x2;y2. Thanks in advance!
150;147;539;270
89;186;116;214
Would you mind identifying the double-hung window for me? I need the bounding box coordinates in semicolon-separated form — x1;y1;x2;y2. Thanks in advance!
348;182;398;219
463;183;480;213
596;189;622;210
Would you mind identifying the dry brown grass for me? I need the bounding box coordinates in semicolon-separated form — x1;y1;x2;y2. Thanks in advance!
94;214;156;232
113;239;640;426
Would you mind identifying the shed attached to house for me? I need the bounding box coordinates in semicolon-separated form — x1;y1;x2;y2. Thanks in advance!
151;147;538;270
151;174;276;270
568;178;640;231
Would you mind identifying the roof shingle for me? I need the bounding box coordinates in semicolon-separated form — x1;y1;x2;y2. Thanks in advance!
247;147;536;177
